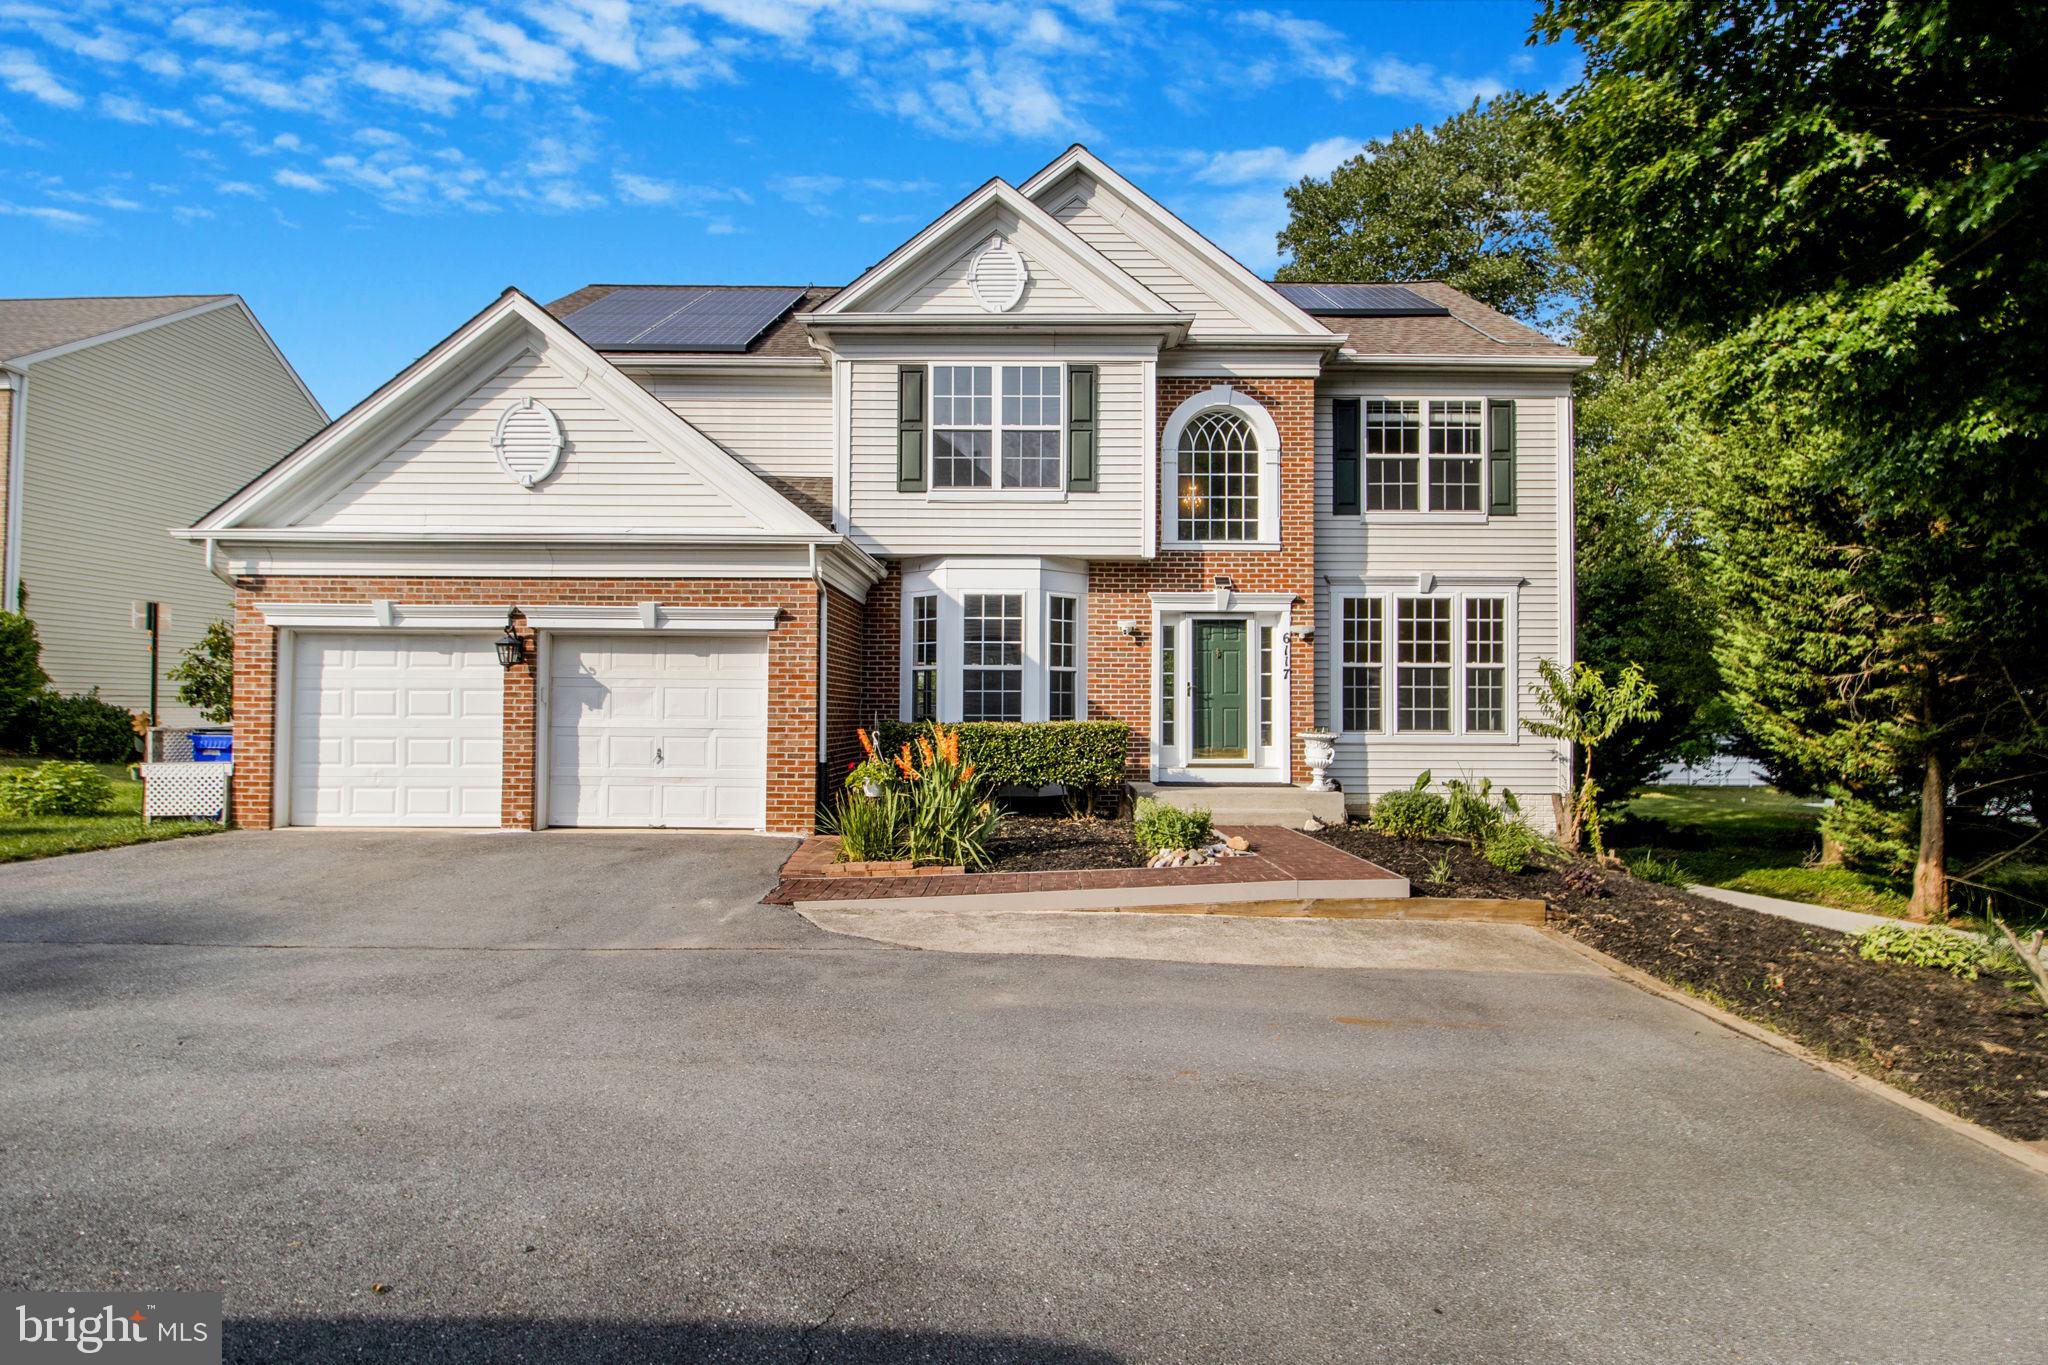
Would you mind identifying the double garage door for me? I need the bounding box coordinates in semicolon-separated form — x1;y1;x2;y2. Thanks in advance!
289;632;765;829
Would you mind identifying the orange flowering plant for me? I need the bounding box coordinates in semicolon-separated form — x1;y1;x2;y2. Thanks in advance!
849;721;1001;868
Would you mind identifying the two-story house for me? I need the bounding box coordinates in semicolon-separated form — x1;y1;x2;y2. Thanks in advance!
182;146;1589;833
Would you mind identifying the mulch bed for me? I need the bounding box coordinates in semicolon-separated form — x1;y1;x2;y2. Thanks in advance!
982;814;1146;873
1314;822;2048;1143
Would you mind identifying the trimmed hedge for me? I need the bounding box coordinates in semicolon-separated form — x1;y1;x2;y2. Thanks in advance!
9;689;137;763
871;720;1130;792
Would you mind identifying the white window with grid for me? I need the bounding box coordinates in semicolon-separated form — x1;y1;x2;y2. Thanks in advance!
1364;399;1421;512
1429;400;1485;512
1338;597;1384;733
1330;588;1517;738
930;364;1064;492
1464;597;1507;732
910;594;939;722
1048;594;1079;721
961;592;1024;722
1395;598;1453;732
1161;387;1283;550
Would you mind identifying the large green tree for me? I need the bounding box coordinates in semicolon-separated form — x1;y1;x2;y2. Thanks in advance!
1275;92;1585;324
1538;0;2048;918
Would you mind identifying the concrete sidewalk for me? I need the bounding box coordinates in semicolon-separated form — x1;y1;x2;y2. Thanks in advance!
1689;883;1977;938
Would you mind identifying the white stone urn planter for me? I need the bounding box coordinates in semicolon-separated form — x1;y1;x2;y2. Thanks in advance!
1301;729;1338;792
861;779;884;799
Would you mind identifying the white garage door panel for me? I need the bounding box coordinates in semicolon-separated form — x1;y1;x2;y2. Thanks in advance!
547;635;767;829
291;633;502;827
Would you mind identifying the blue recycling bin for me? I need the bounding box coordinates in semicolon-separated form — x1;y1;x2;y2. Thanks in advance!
191;733;233;763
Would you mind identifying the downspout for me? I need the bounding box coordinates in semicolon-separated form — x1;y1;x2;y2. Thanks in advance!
811;542;827;763
3;367;24;611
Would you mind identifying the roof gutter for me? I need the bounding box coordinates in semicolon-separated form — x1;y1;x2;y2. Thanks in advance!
1329;350;1596;371
3;366;22;610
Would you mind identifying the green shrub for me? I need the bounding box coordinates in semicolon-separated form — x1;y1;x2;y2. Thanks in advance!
872;720;1129;795
0;611;48;736
0;760;115;816
819;788;905;862
1371;773;1447;838
1444;776;1520;840
21;690;137;762
1481;821;1548;873
1819;796;1916;879
1134;797;1212;855
1855;923;1986;979
1624;851;1691;887
169;619;234;723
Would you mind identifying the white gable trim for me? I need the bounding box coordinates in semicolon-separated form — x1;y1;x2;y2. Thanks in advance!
1021;146;1338;341
815;179;1179;321
193;290;825;540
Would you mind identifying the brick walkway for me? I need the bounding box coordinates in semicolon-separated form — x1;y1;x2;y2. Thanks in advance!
763;825;1400;905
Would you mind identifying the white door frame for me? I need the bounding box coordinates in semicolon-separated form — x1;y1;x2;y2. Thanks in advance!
1146;590;1293;785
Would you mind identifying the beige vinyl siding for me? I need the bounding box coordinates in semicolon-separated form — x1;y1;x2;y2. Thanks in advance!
845;357;1147;557
1051;191;1255;336
640;371;832;482
1311;369;1574;823
18;304;324;720
297;347;768;532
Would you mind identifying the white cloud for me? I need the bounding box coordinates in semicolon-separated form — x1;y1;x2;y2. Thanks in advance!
641;23;738;88
614;170;678;205
434;11;574;83
522;0;637;69
195;57;327;111
1160;134;1364;274
0;45;80;106
47;184;143;210
0;198;94;227
676;0;818;41
1189;135;1359;188
168;6;291;54
355;60;472;113
216;179;263;197
1233;10;1353;88
99;92;200;127
1366;56;1504;112
172;203;215;222
136;49;184;79
771;172;842;205
272;166;330;192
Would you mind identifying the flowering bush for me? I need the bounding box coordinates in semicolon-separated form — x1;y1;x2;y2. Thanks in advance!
889;724;1002;868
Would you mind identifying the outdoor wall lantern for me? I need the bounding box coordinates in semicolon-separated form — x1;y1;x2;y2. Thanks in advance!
495;609;526;668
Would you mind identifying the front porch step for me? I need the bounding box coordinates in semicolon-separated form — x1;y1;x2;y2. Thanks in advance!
1131;781;1346;827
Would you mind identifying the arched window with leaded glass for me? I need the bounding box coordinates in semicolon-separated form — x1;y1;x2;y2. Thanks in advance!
1175;409;1260;542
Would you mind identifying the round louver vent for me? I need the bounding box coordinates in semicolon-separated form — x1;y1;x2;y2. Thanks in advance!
969;238;1027;312
492;396;565;488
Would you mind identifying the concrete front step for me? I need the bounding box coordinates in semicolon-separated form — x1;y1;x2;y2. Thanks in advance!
1131;780;1346;827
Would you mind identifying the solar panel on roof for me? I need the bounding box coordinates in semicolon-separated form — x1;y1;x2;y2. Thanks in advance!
1269;283;1451;317
560;285;807;352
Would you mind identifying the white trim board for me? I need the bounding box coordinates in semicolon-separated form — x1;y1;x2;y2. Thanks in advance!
520;605;780;633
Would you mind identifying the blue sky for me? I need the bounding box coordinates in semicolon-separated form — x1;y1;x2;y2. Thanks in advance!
1;1;1571;412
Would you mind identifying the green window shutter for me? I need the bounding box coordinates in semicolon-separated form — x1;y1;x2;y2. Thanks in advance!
1331;397;1360;516
1488;398;1517;516
1066;364;1097;492
896;365;926;492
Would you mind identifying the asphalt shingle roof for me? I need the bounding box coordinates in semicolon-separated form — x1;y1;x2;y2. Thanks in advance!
0;294;229;365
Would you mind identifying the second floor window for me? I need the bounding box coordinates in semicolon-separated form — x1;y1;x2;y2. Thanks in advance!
1176;409;1260;541
1364;399;1421;512
932;364;1062;490
1429;400;1484;511
1363;398;1489;514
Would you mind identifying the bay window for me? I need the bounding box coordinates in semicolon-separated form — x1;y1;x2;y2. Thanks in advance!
961;593;1023;722
1048;594;1079;721
910;594;938;722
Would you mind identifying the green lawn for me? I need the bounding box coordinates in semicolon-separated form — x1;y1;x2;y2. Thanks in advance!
1616;785;1911;918
0;757;227;864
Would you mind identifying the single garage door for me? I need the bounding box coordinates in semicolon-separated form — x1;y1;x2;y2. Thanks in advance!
547;634;767;828
291;633;503;827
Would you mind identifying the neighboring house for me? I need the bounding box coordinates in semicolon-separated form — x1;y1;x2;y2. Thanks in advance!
183;146;1590;833
0;295;326;725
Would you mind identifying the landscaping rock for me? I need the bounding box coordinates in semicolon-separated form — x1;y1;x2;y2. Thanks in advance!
1225;835;1250;852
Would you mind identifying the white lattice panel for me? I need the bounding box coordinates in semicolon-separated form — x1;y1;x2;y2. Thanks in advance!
142;762;231;823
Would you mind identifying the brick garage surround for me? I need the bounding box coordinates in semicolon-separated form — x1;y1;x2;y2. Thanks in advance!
231;577;822;834
851;377;1318;784
821;584;866;779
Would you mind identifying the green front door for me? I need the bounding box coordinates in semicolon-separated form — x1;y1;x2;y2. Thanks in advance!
1192;620;1248;760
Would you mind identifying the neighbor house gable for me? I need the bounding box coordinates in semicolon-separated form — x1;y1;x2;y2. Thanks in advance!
815;179;1182;323
193;290;830;542
1021;146;1339;341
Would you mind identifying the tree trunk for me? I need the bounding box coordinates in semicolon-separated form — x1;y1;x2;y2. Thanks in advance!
1817;833;1846;867
1908;751;1948;923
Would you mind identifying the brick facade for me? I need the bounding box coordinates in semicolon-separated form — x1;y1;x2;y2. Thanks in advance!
822;584;866;779
231;576;822;834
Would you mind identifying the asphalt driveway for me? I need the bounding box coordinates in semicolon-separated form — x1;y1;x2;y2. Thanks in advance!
2;833;2045;1363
